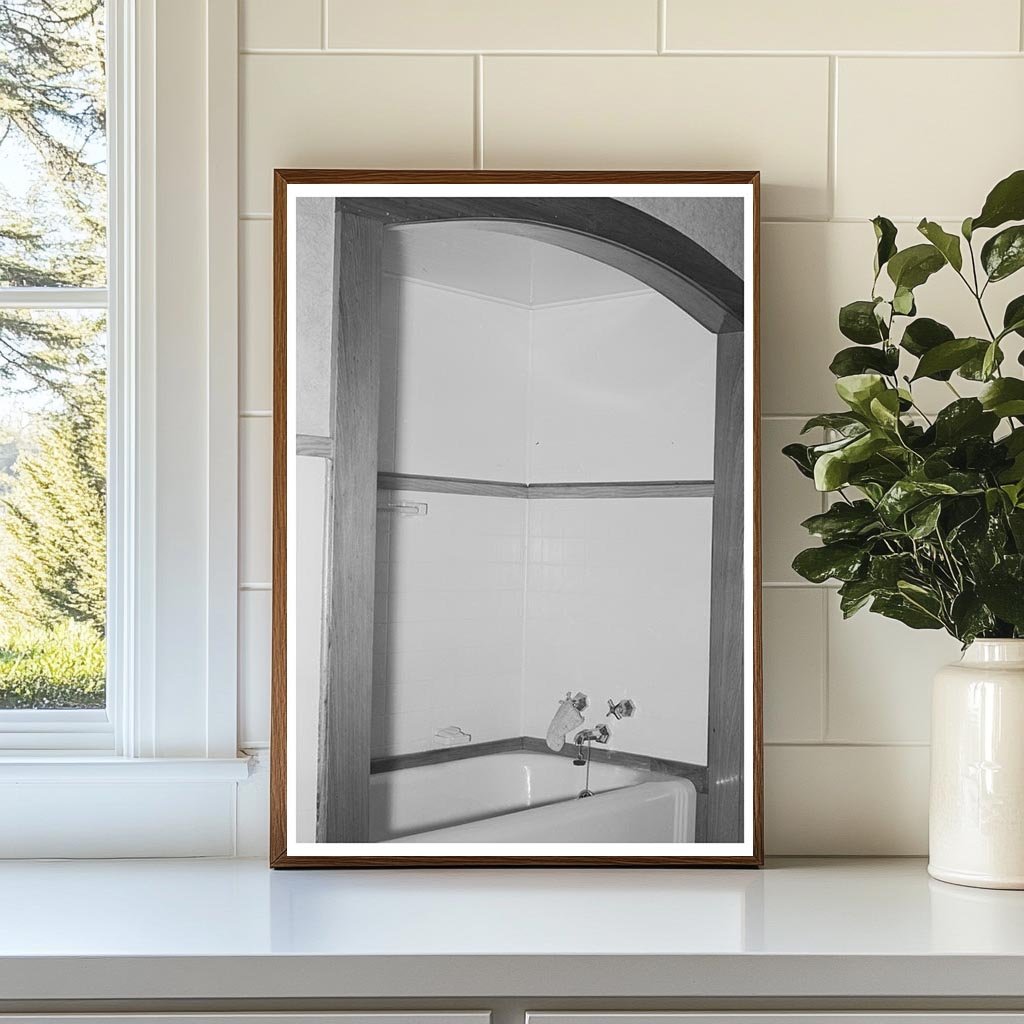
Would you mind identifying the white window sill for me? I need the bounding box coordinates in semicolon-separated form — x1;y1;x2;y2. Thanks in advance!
0;754;252;782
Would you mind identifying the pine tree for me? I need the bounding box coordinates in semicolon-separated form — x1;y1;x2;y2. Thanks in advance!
0;0;106;393
0;371;105;632
0;1;107;647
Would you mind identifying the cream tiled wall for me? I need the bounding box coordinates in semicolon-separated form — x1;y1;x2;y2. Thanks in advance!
236;0;1024;854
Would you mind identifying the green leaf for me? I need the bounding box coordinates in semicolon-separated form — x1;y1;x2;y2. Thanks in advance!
809;433;866;456
800;412;866;435
950;592;995;644
1006;427;1024;456
900;317;955;361
877;479;958;524
1002;295;1024;340
1009;508;1024;545
871;594;943;630
868;552;915;587
976;578;1024;629
838;578;883;618
911;337;988;381
836;373;887;413
872;216;898;277
960;343;1004;381
829;345;899;378
892;286;916;316
933;398;999;444
800;501;879;543
917;219;963;272
842;432;888;468
980;378;1024;418
962;216;974;241
971;169;1024;232
839;299;886;345
792;542;866;584
908;500;943;540
781;442;815;479
981;225;1024;282
932;470;987;494
887;243;946;291
814;450;851;491
868;389;902;431
982;341;1001;381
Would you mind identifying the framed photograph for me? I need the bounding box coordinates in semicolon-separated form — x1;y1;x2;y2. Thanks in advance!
270;171;762;867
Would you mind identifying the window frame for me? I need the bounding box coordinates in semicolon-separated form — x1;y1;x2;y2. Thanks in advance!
0;0;242;770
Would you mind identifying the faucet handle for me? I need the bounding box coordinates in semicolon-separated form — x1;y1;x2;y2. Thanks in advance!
592;724;611;743
606;698;636;720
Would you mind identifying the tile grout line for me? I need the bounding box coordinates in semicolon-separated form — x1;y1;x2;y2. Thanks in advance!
766;740;931;748
820;587;830;743
763;580;839;589
474;55;484;169
321;0;328;50
657;0;667;54
238;47;1024;57
820;432;832;741
1021;0;1024;51
827;55;838;220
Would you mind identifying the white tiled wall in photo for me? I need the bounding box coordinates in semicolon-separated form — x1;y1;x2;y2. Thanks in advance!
528;292;716;483
522;497;713;766
372;492;526;757
384;278;530;481
237;0;1024;853
294;456;329;843
370;244;716;763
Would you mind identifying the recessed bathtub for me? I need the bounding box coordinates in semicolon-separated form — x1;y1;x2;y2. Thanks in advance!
370;749;696;843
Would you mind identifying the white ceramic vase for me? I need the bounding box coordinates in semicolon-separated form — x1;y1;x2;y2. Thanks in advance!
929;639;1024;889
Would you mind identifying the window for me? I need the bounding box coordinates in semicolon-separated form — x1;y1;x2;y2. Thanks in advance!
0;1;109;734
0;0;240;816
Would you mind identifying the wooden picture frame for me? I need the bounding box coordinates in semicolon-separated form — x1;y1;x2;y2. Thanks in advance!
271;170;762;867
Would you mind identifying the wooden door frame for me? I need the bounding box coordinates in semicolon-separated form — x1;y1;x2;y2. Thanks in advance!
271;170;762;867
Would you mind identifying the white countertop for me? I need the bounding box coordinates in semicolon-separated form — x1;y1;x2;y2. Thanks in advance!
3;856;1024;1002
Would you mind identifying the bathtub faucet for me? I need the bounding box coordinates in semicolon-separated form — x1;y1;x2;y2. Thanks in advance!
573;724;610;763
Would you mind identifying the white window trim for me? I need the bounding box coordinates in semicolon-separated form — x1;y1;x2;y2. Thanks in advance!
0;0;246;809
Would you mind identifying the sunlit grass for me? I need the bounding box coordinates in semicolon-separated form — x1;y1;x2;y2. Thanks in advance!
0;620;105;709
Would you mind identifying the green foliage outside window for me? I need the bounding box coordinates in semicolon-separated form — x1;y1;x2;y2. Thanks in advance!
0;1;107;708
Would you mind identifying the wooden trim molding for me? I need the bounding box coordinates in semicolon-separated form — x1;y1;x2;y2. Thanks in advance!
526;480;713;499
378;471;527;499
706;331;747;843
377;472;714;500
333;194;743;334
316;209;383;843
296;434;333;459
369;736;707;795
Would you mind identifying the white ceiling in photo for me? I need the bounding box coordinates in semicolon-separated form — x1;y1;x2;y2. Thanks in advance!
384;223;651;307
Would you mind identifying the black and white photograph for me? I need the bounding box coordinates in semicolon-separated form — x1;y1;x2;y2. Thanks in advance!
271;172;762;866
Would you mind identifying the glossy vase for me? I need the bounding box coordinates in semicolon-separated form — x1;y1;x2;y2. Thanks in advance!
929;639;1024;889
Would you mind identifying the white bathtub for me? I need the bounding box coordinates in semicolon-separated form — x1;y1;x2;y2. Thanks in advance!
370;750;696;843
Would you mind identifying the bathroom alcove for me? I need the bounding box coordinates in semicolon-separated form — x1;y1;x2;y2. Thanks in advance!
292;196;747;847
374;222;716;758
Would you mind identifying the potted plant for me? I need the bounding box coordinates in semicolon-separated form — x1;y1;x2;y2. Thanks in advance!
785;169;1024;889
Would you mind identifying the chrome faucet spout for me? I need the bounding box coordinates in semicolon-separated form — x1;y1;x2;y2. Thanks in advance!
573;724;610;748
